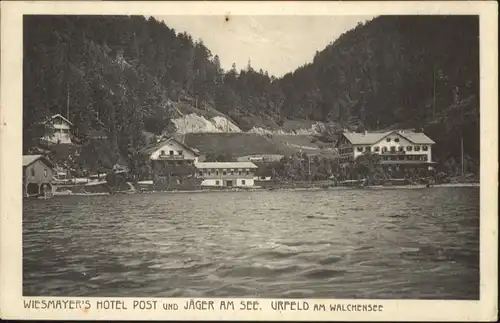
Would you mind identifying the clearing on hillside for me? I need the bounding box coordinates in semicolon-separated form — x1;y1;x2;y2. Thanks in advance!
178;133;295;158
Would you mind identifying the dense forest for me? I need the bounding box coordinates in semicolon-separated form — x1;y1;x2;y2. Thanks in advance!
23;15;479;171
278;15;479;168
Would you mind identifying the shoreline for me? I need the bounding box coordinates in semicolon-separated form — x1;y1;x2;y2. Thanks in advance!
44;181;480;198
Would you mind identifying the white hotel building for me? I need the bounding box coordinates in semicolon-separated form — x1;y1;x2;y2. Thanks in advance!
336;130;436;169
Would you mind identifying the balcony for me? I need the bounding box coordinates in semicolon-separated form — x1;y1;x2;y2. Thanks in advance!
379;154;429;162
198;172;255;179
380;150;407;155
158;154;189;160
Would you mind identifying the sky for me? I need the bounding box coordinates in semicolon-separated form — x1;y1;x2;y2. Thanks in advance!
154;15;374;77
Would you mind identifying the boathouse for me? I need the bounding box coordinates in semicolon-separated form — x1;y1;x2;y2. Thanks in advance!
23;155;54;197
195;161;258;187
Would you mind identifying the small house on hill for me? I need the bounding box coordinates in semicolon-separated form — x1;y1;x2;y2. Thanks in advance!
38;114;73;144
23;155;54;197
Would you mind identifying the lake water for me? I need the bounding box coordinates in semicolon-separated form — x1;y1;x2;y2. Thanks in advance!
23;187;480;299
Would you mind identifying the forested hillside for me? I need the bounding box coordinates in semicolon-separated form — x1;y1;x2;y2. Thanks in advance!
278;15;479;166
24;15;479;171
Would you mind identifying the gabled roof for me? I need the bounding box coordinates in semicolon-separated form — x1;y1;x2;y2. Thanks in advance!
341;130;435;145
195;162;258;169
398;131;435;144
343;131;393;145
23;155;54;168
40;114;73;126
140;137;200;157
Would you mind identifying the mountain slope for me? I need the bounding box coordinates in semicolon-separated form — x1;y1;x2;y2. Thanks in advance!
276;15;479;163
23;15;480;172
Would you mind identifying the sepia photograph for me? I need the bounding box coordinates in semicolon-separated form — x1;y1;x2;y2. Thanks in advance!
1;1;498;321
22;12;481;299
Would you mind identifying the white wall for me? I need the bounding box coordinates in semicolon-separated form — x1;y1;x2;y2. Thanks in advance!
200;178;255;187
43;118;72;144
237;178;254;187
43;131;71;144
52;123;71;130
352;133;432;162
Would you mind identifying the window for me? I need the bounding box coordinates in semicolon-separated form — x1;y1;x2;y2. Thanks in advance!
208;171;211;176
422;145;428;151
382;147;387;153
216;180;220;185
44;169;48;177
178;150;183;155
246;171;250;175
390;146;396;152
238;171;242;175
386;138;391;142
169;150;174;155
223;171;227;176
31;168;35;176
394;138;400;143
216;171;219;175
406;146;413;151
242;180;246;185
160;150;165;155
415;146;421;152
230;170;234;175
374;146;380;152
398;146;404;152
357;147;363;152
365;146;370;152
199;171;203;176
